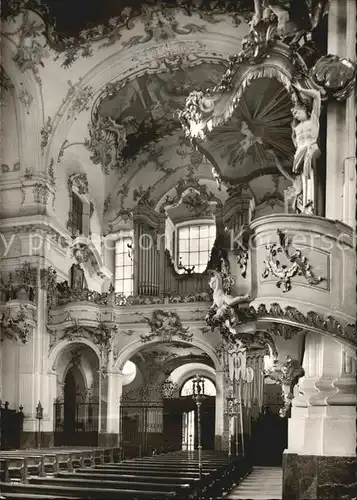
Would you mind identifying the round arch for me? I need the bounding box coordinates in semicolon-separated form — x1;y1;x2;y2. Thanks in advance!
114;337;222;372
48;338;101;373
45;30;248;172
169;363;217;393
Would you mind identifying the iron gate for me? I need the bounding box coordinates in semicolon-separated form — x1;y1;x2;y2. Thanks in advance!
53;393;99;446
120;402;164;457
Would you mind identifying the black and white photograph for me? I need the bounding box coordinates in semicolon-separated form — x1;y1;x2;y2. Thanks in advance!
0;1;356;499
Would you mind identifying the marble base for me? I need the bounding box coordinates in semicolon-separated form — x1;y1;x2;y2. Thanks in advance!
20;432;54;449
283;452;356;500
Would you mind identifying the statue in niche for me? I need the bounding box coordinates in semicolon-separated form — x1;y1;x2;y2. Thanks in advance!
206;270;249;339
291;84;322;214
70;249;86;291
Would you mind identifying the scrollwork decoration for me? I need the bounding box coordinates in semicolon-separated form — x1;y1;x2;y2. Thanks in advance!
67;172;88;195
139;309;192;343
264;355;305;418
85;115;127;175
262;229;323;292
248;302;356;346
40;117;52;150
0;303;34;344
40;266;57;306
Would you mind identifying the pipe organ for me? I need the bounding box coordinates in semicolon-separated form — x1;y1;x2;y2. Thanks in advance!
132;206;211;297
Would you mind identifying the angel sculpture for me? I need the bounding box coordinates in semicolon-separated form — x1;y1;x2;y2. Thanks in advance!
206;270;250;337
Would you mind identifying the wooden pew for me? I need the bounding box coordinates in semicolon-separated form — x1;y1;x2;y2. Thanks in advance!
0;450;250;499
0;482;178;499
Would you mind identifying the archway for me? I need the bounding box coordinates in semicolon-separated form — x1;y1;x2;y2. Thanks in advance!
53;342;100;446
117;340;220;458
178;375;216;452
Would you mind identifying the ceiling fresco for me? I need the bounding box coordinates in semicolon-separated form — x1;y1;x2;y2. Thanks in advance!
97;63;226;161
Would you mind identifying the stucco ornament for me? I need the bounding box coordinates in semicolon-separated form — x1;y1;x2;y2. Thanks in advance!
140;309;193;343
11;10;49;79
262;229;324;292
311;54;357;102
264;354;305;417
67;173;88;195
1;303;35;344
1;1;250;68
85;116;127;175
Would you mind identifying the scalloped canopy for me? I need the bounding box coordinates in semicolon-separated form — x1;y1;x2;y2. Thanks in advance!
198;77;294;182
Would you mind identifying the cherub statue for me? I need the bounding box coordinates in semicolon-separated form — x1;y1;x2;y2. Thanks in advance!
206;270;250;336
291;83;322;214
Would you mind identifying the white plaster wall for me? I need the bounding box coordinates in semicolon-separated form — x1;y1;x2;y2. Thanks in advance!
0;87;20;171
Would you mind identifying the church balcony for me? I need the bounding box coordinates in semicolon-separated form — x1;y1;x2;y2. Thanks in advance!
48;290;211;332
249;214;356;335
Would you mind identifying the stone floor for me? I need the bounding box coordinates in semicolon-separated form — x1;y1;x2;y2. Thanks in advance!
226;466;283;500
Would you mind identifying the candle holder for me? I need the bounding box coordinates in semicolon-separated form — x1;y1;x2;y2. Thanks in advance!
178;257;195;275
36;401;43;449
225;396;239;459
192;375;206;477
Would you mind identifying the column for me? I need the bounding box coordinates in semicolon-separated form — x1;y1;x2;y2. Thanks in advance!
325;0;356;226
100;370;123;447
283;332;356;499
214;370;226;451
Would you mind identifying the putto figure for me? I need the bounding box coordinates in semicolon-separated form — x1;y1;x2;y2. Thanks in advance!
291;83;322;214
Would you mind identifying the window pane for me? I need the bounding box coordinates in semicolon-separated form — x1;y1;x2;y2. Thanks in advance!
179;227;189;239
209;225;216;237
190;239;199;251
189;252;199;265
176;223;215;274
199;238;210;251
200;226;209;238
179;240;189;253
123;267;132;278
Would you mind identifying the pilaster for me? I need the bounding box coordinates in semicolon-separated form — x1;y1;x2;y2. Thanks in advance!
325;0;356;226
283;332;356;499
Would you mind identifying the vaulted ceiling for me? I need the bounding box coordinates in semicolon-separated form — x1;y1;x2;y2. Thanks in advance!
1;1;296;231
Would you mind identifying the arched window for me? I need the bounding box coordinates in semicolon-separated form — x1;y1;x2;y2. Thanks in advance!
177;222;216;273
180;376;216;397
